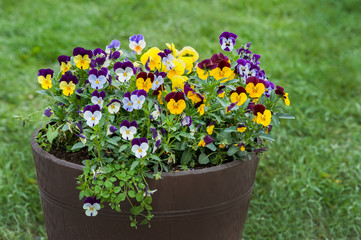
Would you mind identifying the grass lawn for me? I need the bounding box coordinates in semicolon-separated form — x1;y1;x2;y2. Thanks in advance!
1;0;361;239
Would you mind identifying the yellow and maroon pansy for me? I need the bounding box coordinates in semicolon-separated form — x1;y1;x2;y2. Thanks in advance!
37;69;54;90
245;76;266;98
196;59;217;80
237;123;247;133
136;72;154;93
165;91;186;115
210;60;233;82
253;104;272;127
230;86;248;106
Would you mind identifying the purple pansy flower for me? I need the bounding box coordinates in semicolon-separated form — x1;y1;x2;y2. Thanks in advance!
119;120;138;140
107;125;118;136
83;197;100;217
57;55;70;65
91;90;106;108
150;128;162;152
106;39;121;53
219;32;238;52
143;186;157;197
263;80;275;98
83;104;102;127
181;116;192;127
203;135;215;145
73;47;93;58
88;68;107;89
131;90;147;110
113;61;136;83
107;99;121;114
43;108;53;117
93;48;107;66
226;102;237;113
129;34;146;55
131;137;149;158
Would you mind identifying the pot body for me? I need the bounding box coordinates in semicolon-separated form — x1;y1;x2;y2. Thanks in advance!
31;128;259;240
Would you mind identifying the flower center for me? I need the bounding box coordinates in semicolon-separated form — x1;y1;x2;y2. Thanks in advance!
126;130;130;134
138;149;142;152
137;100;141;104
91;116;95;121
111;105;115;109
128;102;132;106
96;79;99;84
124;72;127;76
89;206;94;211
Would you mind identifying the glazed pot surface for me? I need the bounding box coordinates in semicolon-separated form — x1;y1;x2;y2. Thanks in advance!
31;128;259;240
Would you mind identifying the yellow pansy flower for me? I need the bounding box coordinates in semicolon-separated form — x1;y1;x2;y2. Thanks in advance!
140;47;162;71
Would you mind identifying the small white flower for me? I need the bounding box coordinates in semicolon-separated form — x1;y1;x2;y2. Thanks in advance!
115;67;134;83
83;202;100;217
88;74;107;89
152;75;164;90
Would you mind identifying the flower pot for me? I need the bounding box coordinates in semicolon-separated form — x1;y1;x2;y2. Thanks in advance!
31;127;259;240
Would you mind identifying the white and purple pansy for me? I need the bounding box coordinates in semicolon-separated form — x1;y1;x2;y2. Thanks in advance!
150;127;162;152
107;99;121;114
263;80;275;98
119;120;138;140
219;31;238;52
131;137;149;158
129;34;146;55
150;102;161;120
181;116;192;127
88;68;107;90
83;104;102;127
106;39;120;54
152;70;166;90
158;49;175;70
107;125;118;136
76;121;85;139
83;197;100;217
91;90;106;108
113;61;136;83
122;92;133;112
130;90;147;110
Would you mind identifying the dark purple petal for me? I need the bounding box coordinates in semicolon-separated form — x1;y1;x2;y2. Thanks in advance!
84;196;100;205
44;108;53;117
149;128;158;139
120;120;130;128
90;104;101;113
130;121;138;128
137;89;147;98
139;137;148;145
131;138;140;146
112;51;121;59
57;55;70;65
203;135;215;145
226;102;237;112
76;121;83;133
124;92;131;99
109;126;118;133
161;129;166;136
38;68;54;77
107;39;121;49
155;139;161;148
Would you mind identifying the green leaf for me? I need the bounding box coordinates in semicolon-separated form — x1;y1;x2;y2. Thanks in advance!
105;180;112;188
150;155;161;161
46;125;60;144
136;193;144;202
276;112;295;119
179;131;195;139
224;126;238;133
101;191;110;198
198;153;209;164
114;186;121;193
106;138;119;146
258;133;275;142
71;142;85;151
128;190;136;198
130;206;144;215
206;143;217;151
115;192;126;203
119;144;128;153
144;196;152;204
131;161;139;170
227;145;239;156
181;149;192;164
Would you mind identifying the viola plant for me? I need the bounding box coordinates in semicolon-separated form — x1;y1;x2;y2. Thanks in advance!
35;32;293;228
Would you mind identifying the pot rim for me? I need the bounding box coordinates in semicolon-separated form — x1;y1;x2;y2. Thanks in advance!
32;125;254;178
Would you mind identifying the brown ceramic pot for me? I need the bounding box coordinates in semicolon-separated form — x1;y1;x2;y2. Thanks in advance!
31;127;259;240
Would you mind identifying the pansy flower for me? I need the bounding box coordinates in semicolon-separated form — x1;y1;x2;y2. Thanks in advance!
152;70;166;90
167;59;186;79
171;75;188;91
76;121;85;139
83;197;100;217
113;61;136;83
106;39;121;54
206;122;215;135
181;116;192;127
196;59;217;80
153;84;165;104
129;34;146;55
158;49;175;71
225;102;237;114
150;128;162;152
107;99;121;114
57;55;71;75
59;72;79;96
131;138;149;158
210;52;230;65
150;102;161;120
198;135;215;147
107;125;118;136
245;76;265;98
165;92;186;115
83;104;102;127
184;83;203;104
230;86;247;106
136;72;154;93
217;86;226;98
119;120;138;140
131;89;147;110
73;47;93;70
43;108;53;117
88;68;107;89
122;92;133;112
37;69;54;89
91;90;106;108
275;86;290;106
263;80;275;98
253;104;272;127
235;142;246;152
219;31;238;52
237;123;247;133
210;60;233;82
140;47;162;71
93;48;107;66
178;46;199;63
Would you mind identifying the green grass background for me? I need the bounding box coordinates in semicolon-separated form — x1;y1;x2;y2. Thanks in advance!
1;0;361;239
